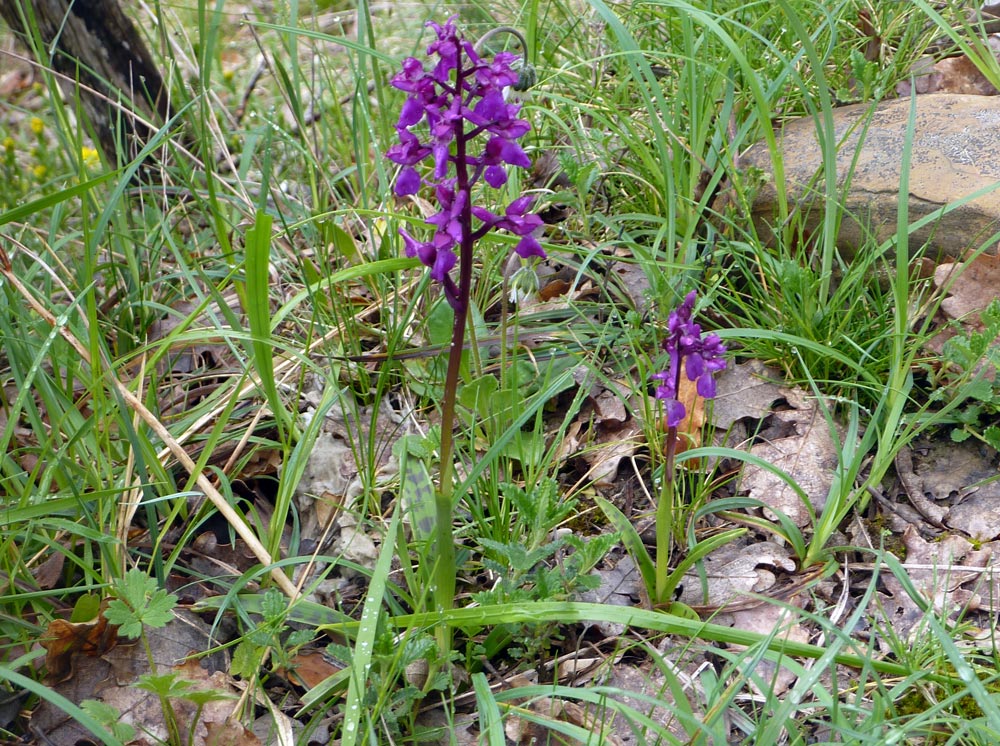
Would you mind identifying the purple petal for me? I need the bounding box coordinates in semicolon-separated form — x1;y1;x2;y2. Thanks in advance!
399;228;421;258
696;374;717;399
395;167;421;196
491;118;531;140
653;366;677;400
398;97;425;128
664;399;687;427
498;139;530;169
685;352;705;381
431;246;457;282
433;143;450;179
505;194;533;217
472;206;499;224
515;234;545;259
506;212;543;236
484;165;508;188
391;58;425;92
416;242;436;267
471;90;508;123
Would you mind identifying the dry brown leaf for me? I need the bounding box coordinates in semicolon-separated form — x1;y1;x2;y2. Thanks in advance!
608;260;652;314
32;551;66;590
33;610;230;745
948;492;1000;541
934;251;1000;329
577;554;642;637
583;417;644;488
279;650;343;690
41;608;119;684
676;541;794;609
576;381;645;487
592;386;628;427
329;514;380;576
739;395;845;526
204;718;261;746
903;528;986;587
0;65;33;99
899;52;1000;97
504;697;625;746
672;375;706;455
722;599;810;697
538;278;570;301
595;661;700;744
711;360;785;430
870;528;996;649
895;438;1000;541
294;395;408;542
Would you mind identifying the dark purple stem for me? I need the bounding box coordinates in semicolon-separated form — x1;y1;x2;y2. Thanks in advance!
432;55;473;646
655;359;682;603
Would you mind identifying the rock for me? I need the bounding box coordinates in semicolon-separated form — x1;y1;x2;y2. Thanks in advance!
741;94;1000;259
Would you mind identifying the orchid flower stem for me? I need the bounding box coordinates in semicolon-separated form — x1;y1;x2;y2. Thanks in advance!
433;259;469;658
434;314;461;653
655;424;678;606
432;81;477;657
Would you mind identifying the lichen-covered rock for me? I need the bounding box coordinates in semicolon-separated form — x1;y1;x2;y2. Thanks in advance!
742;94;1000;259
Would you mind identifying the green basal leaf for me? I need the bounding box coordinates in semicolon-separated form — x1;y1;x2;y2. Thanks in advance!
103;569;178;638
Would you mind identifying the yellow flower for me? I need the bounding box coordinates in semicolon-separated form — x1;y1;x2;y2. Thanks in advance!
32;164;47;180
29;117;44;135
2;137;13;154
81;146;100;169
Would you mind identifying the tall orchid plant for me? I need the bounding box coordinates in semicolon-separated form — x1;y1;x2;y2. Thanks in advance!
386;18;542;640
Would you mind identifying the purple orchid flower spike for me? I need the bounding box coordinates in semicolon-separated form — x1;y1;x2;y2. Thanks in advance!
653;291;727;427
386;17;543;310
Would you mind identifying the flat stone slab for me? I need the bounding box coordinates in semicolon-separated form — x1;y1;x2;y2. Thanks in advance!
742;94;1000;258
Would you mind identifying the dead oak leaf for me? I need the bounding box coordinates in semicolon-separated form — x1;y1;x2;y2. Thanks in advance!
902;526;991;601
739;396;845;527
934;251;1000;329
675;541;794;609
898;51;1000;97
504;697;625;746
720;598;811;698
711;359;785;430
42;609;119;684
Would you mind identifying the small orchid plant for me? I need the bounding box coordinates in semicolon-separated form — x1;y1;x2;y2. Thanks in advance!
386;18;541;639
651;291;727;604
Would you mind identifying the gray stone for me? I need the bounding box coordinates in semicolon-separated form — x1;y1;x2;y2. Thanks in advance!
742;94;1000;259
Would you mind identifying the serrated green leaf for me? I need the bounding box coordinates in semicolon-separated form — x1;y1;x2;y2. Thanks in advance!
137;672;193;698
141;589;178;629
180;688;236;706
951;428;972;443
103;599;144;639
80;701;136;743
103;569;178;637
963;378;994;403
230;640;263;680
983;425;1000;450
261;588;286;624
287;629;315;648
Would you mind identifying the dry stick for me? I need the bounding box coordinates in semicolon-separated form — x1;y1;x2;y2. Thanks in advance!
0;250;299;599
